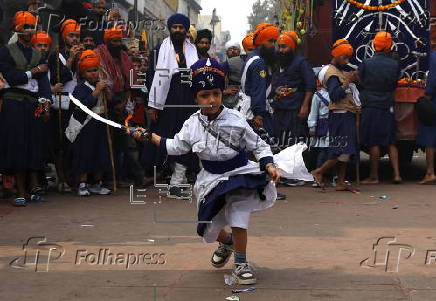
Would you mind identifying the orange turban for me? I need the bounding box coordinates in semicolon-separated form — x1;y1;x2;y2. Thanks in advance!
253;23;280;46
13;11;37;32
373;31;393;53
78;50;100;72
331;39;353;57
104;27;123;43
277;31;298;51
242;33;254;50
31;31;52;47
61;19;80;40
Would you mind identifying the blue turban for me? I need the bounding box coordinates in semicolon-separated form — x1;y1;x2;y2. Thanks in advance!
190;58;225;96
167;13;190;31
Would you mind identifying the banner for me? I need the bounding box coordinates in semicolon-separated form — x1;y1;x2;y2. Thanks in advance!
333;0;430;78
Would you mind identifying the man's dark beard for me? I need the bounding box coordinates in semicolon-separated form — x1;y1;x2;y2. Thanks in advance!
259;46;276;66
278;51;294;67
108;44;121;58
170;32;186;45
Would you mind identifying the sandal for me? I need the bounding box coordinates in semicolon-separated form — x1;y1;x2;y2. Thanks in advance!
11;197;27;207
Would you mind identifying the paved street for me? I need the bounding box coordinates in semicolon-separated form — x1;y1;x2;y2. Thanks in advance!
1;153;436;301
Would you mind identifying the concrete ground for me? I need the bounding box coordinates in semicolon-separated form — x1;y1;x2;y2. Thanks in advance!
1;152;436;301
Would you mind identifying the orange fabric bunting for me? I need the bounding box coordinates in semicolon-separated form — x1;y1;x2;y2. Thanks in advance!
61;19;80;40
331;39;354;57
13;11;37;32
31;31;52;47
277;31;298;51
104;27;123;43
253;23;280;46
242;33;254;50
373;31;393;53
78;50;100;72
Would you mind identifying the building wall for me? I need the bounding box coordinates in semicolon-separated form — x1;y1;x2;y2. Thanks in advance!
305;1;332;67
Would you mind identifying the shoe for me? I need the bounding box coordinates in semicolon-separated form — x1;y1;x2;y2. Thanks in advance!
281;179;305;187
167;186;191;200
30;186;44;195
312;182;320;188
27;194;47;202
11;197;27;207
211;242;233;268
78;183;91;197
276;192;286;200
88;181;111;195
232;262;256;285
58;182;72;193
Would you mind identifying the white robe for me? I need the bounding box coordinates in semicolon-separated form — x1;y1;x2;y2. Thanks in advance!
164;107;312;242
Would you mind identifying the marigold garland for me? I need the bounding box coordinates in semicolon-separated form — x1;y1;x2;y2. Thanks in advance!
345;0;406;11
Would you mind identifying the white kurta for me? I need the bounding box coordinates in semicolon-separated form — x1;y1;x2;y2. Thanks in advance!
164;107;312;242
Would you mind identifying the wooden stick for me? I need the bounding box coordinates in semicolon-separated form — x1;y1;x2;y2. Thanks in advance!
356;111;361;186
102;92;117;192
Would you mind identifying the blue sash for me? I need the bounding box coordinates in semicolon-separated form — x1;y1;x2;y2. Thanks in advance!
201;151;248;174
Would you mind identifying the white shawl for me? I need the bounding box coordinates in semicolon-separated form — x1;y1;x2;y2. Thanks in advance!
148;37;199;110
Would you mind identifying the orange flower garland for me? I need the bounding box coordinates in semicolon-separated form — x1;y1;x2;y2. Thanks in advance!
345;0;406;11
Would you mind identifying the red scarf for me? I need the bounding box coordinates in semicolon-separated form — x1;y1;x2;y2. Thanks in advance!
95;44;132;93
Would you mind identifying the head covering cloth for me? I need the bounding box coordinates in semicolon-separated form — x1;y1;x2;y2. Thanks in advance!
331;38;354;57
253;23;280;46
190;58;225;96
189;25;197;42
242;33;254;50
196;29;212;43
373;31;393;53
277;31;298;51
78;50;100;72
13;11;37;32
31;31;52;47
61;19;80;40
104;26;122;43
167;13;190;31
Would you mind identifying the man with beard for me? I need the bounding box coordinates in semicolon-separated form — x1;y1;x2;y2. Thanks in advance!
195;29;213;59
225;41;241;59
95;26;133;105
271;31;315;148
241;23;279;134
48;19;83;193
0;11;51;206
143;13;199;198
95;26;133;187
31;31;51;58
81;29;97;50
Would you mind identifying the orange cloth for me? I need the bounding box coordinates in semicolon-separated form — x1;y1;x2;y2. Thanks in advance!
78;50;100;72
253;23;280;46
242;33;254;50
13;11;36;32
61;19;80;40
277;31;298;50
104;27;123;43
373;31;393;53
331;39;353;57
31;31;52;47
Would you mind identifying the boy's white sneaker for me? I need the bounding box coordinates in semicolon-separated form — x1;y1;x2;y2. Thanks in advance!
232;262;256;285
211;242;233;268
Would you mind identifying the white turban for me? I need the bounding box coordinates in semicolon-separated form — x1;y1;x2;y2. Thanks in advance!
225;40;241;50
